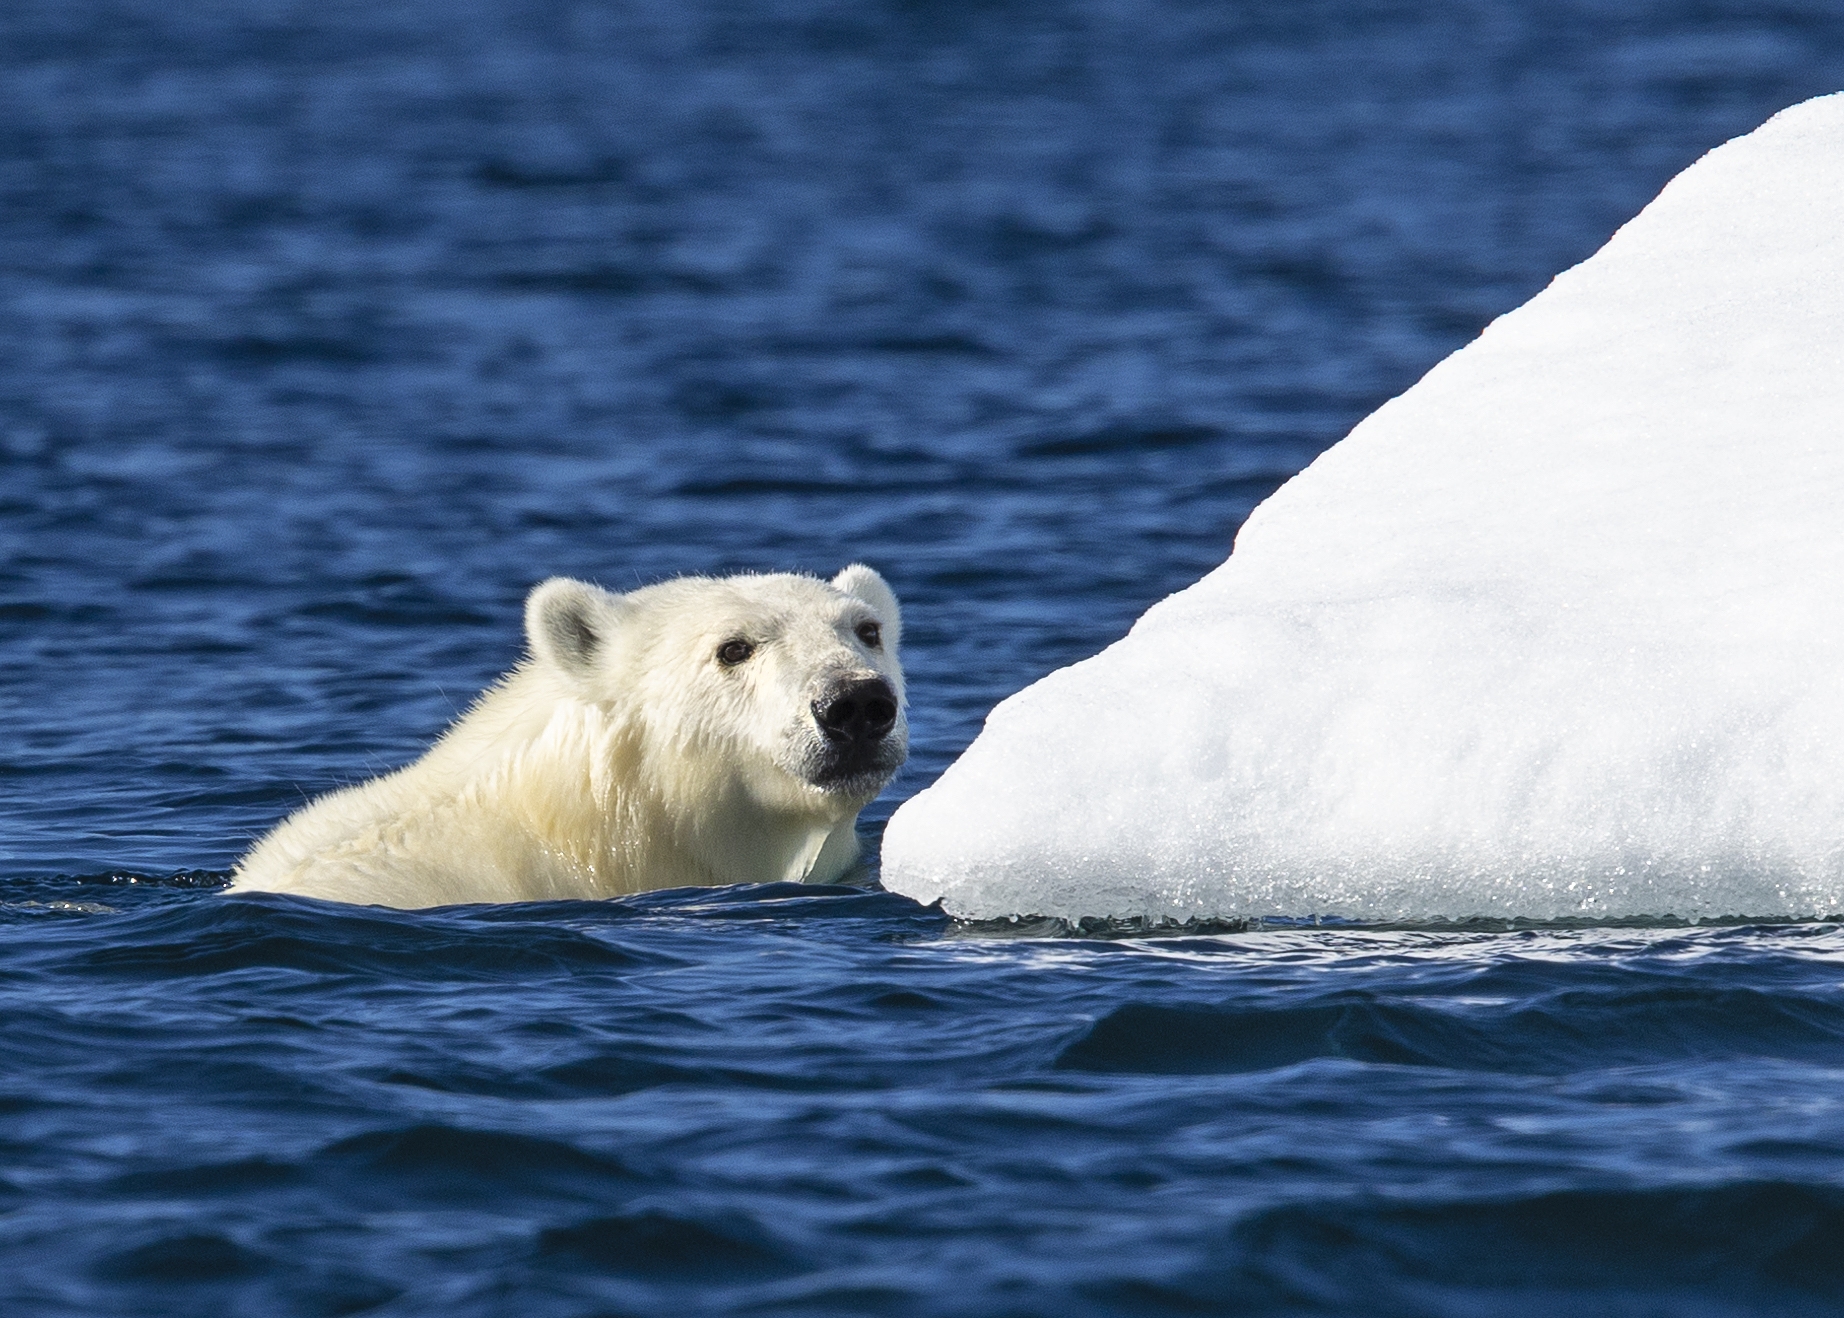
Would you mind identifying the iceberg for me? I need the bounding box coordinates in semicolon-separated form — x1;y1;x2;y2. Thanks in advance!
884;94;1844;924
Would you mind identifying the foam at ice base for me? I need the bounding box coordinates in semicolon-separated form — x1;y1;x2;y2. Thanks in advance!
883;93;1844;924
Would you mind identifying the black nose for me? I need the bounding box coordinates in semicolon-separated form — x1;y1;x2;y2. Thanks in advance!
814;678;898;744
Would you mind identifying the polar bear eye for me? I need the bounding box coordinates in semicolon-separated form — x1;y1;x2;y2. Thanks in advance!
716;638;755;667
855;621;881;649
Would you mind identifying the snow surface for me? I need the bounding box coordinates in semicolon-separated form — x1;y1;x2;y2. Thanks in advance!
883;94;1844;923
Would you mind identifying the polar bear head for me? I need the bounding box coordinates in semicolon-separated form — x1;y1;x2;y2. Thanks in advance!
522;566;907;816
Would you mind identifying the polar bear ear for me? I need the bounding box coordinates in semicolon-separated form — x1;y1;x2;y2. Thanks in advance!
832;563;901;652
525;578;628;677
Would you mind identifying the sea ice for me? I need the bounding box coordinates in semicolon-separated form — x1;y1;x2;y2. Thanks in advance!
883;94;1844;923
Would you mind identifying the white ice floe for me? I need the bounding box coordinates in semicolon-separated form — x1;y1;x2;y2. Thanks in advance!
884;94;1844;923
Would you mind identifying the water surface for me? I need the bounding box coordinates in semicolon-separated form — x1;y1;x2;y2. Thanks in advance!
6;1;1844;1312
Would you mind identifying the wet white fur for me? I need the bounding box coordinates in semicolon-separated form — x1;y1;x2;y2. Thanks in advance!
227;567;905;908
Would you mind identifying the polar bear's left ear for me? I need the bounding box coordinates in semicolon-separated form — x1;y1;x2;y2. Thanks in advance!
525;578;629;679
832;564;901;652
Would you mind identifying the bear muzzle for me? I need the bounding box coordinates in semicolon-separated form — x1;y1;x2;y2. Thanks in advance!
807;676;904;789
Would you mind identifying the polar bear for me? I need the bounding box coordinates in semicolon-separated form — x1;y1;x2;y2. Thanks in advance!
226;566;906;908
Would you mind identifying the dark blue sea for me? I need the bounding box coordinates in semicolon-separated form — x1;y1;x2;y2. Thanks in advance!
6;2;1844;1313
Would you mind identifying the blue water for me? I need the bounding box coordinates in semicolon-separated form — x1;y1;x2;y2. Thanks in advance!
6;1;1844;1313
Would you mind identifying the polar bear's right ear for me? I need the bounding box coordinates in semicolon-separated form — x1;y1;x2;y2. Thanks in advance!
525;578;628;677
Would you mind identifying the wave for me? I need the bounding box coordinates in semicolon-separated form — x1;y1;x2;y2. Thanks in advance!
1095;1183;1844;1314
1055;985;1844;1076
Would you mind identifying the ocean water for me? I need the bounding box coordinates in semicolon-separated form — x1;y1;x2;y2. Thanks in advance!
6;1;1844;1313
